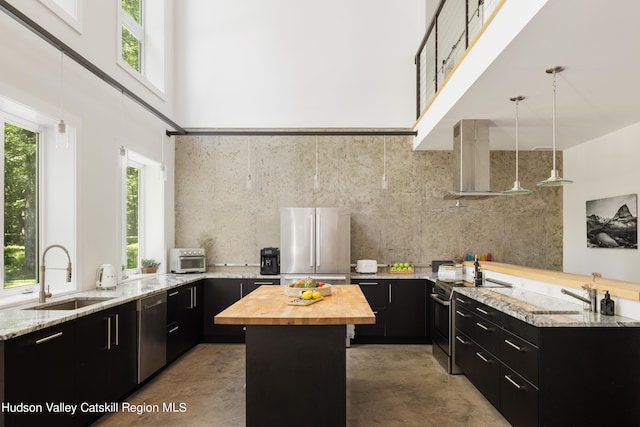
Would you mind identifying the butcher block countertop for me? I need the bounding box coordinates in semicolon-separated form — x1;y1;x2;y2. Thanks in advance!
215;285;376;326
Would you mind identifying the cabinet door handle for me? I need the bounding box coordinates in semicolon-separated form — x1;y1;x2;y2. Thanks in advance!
504;375;525;390
504;339;524;352
388;284;392;303
455;297;467;304
169;291;180;297
114;314;119;346
359;282;379;286
476;307;489;315
455;335;469;345
35;331;63;344
476;322;490;331
253;281;274;285
372;311;378;315
106;317;112;350
455;310;469;318
475;352;490;363
189;287;196;309
169;325;180;334
240;283;243;299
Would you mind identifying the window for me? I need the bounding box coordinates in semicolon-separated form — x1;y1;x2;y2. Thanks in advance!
3;122;39;290
118;0;165;94
121;0;143;72
120;148;164;276
126;163;141;269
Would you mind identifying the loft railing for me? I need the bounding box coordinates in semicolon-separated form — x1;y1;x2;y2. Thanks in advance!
415;0;502;119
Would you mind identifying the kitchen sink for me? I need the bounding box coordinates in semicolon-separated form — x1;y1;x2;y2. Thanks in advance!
23;297;115;311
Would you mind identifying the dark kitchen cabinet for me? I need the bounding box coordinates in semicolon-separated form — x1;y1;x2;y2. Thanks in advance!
76;301;137;425
454;291;640;426
352;279;430;343
167;281;203;362
202;278;248;342
386;279;428;338
2;321;77;427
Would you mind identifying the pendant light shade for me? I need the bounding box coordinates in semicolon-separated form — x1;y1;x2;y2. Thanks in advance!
537;66;573;187
503;96;532;195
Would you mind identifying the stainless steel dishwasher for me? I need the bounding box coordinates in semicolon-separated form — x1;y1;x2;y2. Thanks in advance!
137;292;167;383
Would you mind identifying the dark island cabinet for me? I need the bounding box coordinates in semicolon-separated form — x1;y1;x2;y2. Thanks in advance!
167;281;202;362
203;278;248;342
2;321;77;427
75;301;137;425
352;279;430;343
454;291;640;426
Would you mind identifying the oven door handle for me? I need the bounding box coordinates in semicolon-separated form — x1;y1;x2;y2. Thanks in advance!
430;293;450;307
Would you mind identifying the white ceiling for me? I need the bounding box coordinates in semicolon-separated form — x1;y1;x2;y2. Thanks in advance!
415;0;640;151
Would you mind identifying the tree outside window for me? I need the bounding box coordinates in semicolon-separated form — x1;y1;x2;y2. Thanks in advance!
3;123;38;289
126;165;140;269
121;0;143;72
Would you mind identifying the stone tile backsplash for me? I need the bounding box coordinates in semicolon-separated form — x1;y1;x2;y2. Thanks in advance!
175;133;563;271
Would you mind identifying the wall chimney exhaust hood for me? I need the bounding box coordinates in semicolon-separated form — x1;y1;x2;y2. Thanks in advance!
443;120;504;201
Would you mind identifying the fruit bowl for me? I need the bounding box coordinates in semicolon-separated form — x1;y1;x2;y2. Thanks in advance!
284;283;332;297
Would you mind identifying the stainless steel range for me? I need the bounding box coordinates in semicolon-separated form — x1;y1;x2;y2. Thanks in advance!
431;277;511;374
430;280;463;374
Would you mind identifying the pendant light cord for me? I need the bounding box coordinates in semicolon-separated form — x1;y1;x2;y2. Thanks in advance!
515;98;520;181
551;68;557;172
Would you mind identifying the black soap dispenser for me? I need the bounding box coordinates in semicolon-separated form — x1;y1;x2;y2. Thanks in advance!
600;291;615;316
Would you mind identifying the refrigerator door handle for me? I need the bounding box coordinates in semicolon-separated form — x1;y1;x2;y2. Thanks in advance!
316;213;321;268
309;213;314;268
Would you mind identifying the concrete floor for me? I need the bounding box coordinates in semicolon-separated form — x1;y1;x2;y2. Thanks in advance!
93;344;509;426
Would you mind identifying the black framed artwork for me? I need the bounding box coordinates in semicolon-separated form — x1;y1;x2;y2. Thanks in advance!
586;193;637;248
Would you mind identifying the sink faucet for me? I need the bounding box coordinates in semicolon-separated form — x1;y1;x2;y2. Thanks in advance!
561;288;597;312
39;244;73;303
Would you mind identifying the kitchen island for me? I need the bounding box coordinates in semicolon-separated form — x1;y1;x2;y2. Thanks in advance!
215;284;375;427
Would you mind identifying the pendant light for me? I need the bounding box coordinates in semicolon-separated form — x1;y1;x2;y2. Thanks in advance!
245;139;252;190
381;136;388;190
537;66;573;187
56;50;69;148
503;96;532;195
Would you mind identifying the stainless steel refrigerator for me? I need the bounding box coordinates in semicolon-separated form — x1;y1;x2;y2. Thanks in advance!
280;207;351;285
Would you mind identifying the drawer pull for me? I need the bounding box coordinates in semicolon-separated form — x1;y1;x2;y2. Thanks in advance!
455;297;467;304
505;339;525;352
455;310;469;318
168;291;180;297
35;331;63;344
253;281;274;285
476;322;490;331
359;282;379;286
475;352;489;363
504;375;525;390
456;335;469;345
476;307;489;315
169;325;180;334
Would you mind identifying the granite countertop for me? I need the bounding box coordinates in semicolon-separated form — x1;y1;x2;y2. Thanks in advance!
454;287;640;328
0;274;206;341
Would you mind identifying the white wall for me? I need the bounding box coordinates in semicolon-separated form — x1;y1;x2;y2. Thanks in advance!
174;0;421;128
563;121;640;282
0;3;176;293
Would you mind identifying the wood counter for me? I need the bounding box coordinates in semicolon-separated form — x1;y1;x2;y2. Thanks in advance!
468;261;640;301
214;284;376;326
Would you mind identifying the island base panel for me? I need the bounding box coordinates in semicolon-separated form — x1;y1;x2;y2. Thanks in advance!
246;325;346;427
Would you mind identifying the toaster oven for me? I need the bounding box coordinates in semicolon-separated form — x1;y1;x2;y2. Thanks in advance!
169;248;206;273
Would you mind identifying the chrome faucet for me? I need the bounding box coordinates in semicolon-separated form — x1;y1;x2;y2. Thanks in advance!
39;244;73;303
561;288;597;313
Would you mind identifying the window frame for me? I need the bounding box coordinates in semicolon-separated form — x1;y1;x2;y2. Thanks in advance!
117;0;166;97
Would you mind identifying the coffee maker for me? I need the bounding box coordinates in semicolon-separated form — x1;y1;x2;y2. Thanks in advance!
260;247;279;275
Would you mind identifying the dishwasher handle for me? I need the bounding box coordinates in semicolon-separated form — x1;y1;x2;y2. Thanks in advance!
137;293;168;311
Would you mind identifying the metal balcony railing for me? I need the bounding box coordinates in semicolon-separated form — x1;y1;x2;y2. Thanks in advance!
415;0;503;119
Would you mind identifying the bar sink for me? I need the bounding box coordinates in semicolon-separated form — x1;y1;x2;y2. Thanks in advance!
527;309;581;315
23;297;115;310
